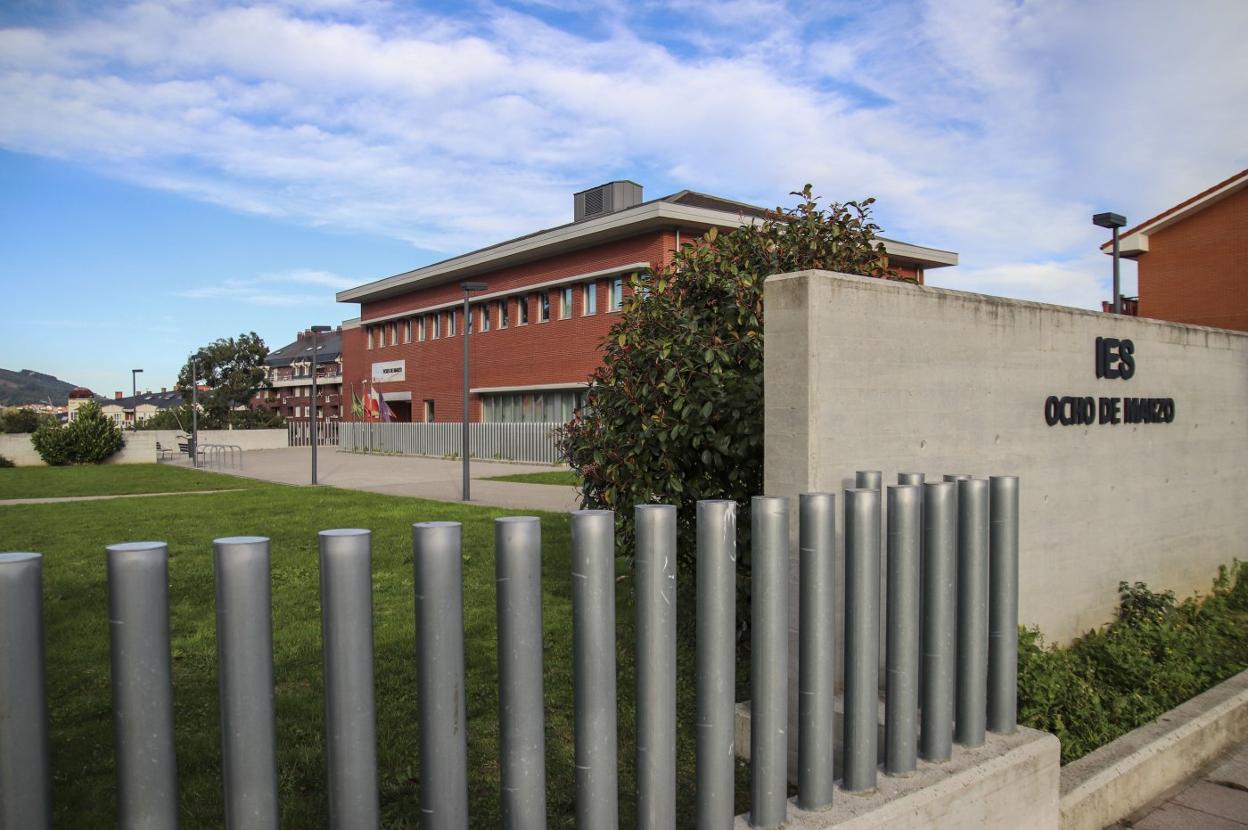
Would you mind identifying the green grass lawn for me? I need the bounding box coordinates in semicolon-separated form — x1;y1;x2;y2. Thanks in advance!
0;463;264;500
0;470;748;827
484;469;581;487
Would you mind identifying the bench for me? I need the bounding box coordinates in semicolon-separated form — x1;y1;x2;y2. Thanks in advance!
155;441;174;462
177;440;204;462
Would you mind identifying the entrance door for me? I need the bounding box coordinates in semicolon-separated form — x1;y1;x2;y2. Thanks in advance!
423;399;435;422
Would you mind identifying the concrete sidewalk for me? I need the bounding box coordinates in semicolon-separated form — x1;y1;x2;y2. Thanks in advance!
1112;741;1248;829
205;447;582;513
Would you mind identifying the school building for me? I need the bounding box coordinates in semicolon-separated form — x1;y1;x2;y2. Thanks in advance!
335;182;958;423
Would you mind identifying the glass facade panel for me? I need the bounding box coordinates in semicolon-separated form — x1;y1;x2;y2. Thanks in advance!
480;390;584;423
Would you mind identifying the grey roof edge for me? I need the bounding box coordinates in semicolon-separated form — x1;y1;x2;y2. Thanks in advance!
337;195;958;305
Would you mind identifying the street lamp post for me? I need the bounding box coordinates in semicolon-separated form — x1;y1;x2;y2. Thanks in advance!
131;368;143;430
459;282;488;501
190;359;199;469
309;325;332;485
1093;212;1128;314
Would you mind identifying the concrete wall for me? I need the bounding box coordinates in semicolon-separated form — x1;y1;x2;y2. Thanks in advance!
764;269;1248;649
0;429;288;466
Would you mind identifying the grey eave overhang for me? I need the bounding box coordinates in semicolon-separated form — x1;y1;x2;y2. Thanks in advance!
337;201;959;305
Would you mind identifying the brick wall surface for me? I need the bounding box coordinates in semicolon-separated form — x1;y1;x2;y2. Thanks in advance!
1138;186;1248;331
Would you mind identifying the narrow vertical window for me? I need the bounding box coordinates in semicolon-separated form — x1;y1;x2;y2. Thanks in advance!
447;309;456;337
584;282;597;315
500;298;509;328
610;277;623;311
481;303;491;332
561;286;572;319
540;291;550;322
519;295;529;325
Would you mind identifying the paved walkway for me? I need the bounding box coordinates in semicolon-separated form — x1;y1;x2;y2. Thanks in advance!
0;489;246;506
1112;741;1248;829
202;447;582;512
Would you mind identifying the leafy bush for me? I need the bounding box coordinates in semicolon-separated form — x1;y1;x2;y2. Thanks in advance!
558;186;907;574
0;454;14;468
31;401;125;465
0;407;48;433
136;403;285;431
1019;561;1248;763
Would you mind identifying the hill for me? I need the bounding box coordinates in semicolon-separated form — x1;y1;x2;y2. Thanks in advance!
0;368;97;406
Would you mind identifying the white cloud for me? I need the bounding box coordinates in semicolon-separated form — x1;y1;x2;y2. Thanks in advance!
1;0;1244;309
178;268;359;305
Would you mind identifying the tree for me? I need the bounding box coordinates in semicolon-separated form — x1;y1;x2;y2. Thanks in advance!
31;401;124;465
175;332;270;427
558;186;910;573
0;407;50;433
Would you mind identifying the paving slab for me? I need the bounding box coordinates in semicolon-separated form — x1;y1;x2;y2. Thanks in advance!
1127;741;1248;829
1172;780;1248;822
205;447;582;513
1134;801;1245;830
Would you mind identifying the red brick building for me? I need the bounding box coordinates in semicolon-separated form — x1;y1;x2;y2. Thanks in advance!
1101;169;1248;331
336;183;958;423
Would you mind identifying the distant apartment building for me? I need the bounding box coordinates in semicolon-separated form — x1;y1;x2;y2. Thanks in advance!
256;327;344;420
1101;169;1248;331
336;182;958;423
101;389;185;428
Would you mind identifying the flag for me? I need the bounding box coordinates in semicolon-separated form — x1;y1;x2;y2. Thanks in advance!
379;395;393;423
351;384;365;419
366;386;381;420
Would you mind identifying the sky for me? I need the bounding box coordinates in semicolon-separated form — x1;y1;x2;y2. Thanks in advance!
1;0;1245;395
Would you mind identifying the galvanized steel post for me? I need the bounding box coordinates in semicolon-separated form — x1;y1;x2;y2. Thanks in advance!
797;493;835;811
843;488;881;793
955;480;989;748
570;510;618;830
412;522;470;830
106;542;179;829
750;496;789;828
885;486;921;775
318;529;379;829
897;472;925;702
696;500;737;830
0;553;51;830
495;517;547;830
988;476;1020;734
920;482;957;763
635;505;677;830
214;536;279;830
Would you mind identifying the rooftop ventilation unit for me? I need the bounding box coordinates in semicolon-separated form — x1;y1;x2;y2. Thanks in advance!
574;180;643;222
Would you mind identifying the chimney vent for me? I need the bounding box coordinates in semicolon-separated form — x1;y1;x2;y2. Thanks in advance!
115;391;123;400
574;181;643;222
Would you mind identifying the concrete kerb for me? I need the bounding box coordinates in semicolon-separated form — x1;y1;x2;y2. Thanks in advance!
1059;667;1248;830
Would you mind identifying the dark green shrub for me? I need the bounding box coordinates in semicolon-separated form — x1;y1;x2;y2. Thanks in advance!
31;401;124;465
1019;562;1248;763
0;407;46;433
0;453;14;468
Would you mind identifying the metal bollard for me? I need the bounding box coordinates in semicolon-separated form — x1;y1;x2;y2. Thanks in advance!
750;496;789;829
988;477;1020;734
885;487;921;776
318;529;380;830
797;493;836;811
955;480;989;748
843;488;881;793
0;553;51;830
921;482;957;763
855;471;886;692
107;542;179;830
696;501;737;830
214;536;279;830
635;505;677;830
570;511;618;830
897;472;925;703
495;517;547;830
412;522;469;830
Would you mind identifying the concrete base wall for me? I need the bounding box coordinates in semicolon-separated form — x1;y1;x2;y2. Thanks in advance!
1060;668;1248;830
732;726;1060;830
0;429;288;466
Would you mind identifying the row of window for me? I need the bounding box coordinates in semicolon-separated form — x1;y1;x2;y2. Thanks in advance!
481;390;585;423
366;276;630;350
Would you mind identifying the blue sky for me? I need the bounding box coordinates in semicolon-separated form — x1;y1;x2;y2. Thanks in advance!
2;0;1246;394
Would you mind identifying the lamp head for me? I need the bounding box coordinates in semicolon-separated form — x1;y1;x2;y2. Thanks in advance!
1092;212;1127;229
